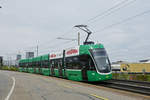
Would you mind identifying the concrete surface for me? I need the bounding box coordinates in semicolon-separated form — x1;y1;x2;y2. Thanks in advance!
0;70;149;100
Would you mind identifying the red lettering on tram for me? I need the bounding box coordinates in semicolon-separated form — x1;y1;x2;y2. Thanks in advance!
50;54;56;58
66;49;78;55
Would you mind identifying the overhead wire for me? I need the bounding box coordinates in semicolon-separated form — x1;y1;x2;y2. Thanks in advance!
85;0;130;24
38;40;76;55
38;28;74;48
17;0;133;54
38;28;78;51
18;28;74;57
38;39;77;52
3;28;76;58
5;0;141;58
79;0;137;42
88;0;137;25
94;9;150;33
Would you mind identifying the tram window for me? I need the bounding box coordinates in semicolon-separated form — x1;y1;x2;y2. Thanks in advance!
60;60;62;67
33;62;36;67
38;61;41;67
32;62;35;67
24;63;26;67
39;61;41;67
25;63;27;68
42;61;44;68
19;63;21;67
28;62;30;67
72;56;81;69
43;60;49;68
66;57;73;69
80;55;96;70
32;62;34;67
30;62;32;67
29;62;32;67
46;60;49;68
26;63;28;67
66;56;81;69
37;62;39;67
51;60;55;68
58;59;62;69
24;63;25;67
23;63;25;67
43;61;45;67
36;62;38;68
89;58;96;70
54;60;57;69
38;61;40;67
80;55;89;68
37;62;38;66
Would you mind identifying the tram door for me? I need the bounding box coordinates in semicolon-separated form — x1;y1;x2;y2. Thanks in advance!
63;50;66;78
58;59;63;77
34;66;36;73
51;60;55;76
81;66;88;81
38;61;41;74
80;55;89;81
39;57;43;74
33;62;36;73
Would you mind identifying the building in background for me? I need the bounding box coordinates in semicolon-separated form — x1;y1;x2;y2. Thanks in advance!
16;54;21;61
139;59;150;63
111;61;129;71
26;52;34;59
15;54;22;66
121;63;150;73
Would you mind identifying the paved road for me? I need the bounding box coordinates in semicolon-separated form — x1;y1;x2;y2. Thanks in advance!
0;70;149;100
0;72;13;100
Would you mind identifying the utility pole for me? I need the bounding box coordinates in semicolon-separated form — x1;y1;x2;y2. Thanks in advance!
78;32;80;46
37;45;38;57
6;54;9;66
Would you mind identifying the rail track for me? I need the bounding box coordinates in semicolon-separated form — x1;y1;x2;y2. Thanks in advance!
99;79;150;96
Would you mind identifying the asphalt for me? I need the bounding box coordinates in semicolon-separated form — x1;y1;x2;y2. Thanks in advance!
0;70;149;100
0;71;13;100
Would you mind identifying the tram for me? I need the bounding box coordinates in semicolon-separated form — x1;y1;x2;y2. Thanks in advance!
19;25;112;82
19;44;112;81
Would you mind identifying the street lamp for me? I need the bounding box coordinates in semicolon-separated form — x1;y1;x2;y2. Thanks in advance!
56;37;77;41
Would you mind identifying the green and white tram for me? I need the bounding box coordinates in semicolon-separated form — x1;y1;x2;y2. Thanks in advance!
19;25;112;82
19;44;112;82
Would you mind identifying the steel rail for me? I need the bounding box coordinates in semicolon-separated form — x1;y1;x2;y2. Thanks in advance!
100;79;150;95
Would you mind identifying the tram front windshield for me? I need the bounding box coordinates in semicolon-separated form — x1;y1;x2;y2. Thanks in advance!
89;48;111;73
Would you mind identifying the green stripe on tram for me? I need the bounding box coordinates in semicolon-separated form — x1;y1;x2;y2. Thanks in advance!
66;69;82;81
42;68;50;76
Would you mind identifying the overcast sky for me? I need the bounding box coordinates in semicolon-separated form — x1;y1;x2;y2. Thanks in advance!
0;0;150;62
